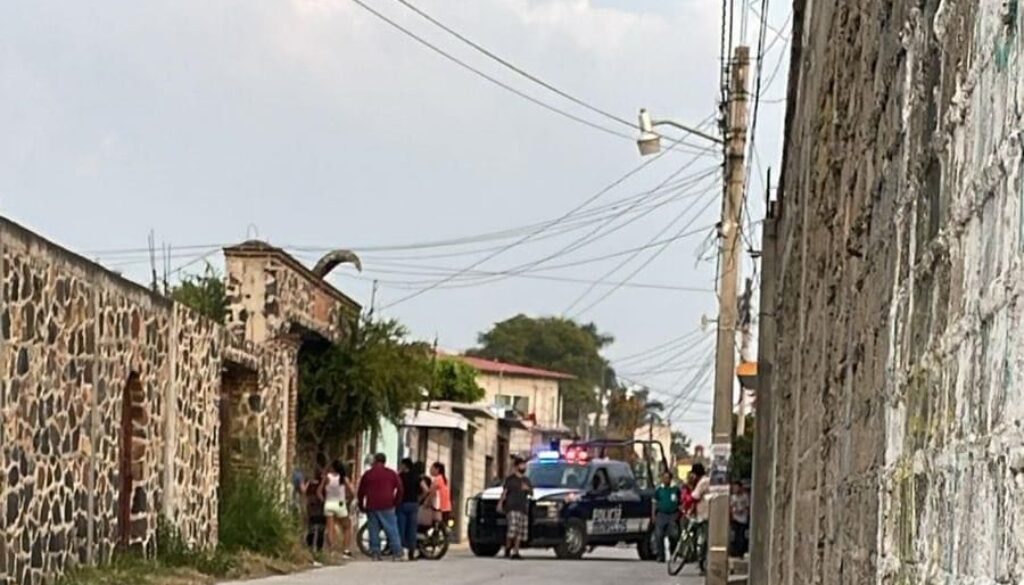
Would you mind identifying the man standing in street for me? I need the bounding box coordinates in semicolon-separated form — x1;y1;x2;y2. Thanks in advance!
498;455;532;560
652;470;681;562
357;453;405;561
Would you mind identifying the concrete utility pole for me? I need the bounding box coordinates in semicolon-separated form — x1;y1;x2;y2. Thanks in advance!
708;45;749;585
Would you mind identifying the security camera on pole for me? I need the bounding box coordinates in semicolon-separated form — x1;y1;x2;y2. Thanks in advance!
636;44;749;585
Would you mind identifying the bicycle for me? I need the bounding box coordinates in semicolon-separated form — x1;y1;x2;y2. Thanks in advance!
667;517;706;576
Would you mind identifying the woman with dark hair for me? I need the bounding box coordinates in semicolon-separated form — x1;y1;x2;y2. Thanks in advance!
304;468;326;552
321;459;355;558
397;458;423;560
424;462;452;524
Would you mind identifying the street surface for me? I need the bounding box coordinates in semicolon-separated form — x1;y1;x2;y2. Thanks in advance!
225;548;704;585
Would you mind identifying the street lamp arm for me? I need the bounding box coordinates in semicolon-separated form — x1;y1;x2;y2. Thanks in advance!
651;119;723;145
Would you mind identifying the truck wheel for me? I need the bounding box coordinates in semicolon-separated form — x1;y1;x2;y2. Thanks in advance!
555;519;587;560
637;528;657;561
469;540;501;557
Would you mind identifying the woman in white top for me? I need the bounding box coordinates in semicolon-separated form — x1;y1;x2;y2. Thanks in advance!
320;460;356;557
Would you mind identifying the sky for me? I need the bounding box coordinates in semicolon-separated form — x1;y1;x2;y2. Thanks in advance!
0;0;791;445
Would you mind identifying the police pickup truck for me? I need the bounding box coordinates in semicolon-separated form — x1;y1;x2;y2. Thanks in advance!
466;441;665;560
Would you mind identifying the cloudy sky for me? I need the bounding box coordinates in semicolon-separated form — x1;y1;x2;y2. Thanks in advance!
1;0;791;444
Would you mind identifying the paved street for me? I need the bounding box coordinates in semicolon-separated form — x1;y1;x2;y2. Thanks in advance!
225;548;704;585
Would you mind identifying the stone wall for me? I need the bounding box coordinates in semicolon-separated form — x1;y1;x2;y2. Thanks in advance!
0;219;222;584
754;1;1024;584
165;304;223;548
223;242;359;477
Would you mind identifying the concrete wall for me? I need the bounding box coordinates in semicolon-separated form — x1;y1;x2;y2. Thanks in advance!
476;373;561;429
753;1;1024;584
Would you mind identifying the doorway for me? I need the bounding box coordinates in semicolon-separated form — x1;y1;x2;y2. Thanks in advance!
118;373;145;549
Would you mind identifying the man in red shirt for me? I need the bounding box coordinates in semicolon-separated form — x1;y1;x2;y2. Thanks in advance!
357;453;405;561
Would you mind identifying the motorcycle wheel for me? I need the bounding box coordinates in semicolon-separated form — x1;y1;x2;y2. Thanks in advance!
418;524;450;560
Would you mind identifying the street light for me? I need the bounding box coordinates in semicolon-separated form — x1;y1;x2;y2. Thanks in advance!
635;108;724;156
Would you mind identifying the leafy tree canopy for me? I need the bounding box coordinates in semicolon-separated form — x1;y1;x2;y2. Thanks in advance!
606;387;663;440
298;316;431;456
432;359;485;403
170;264;227;324
468;314;615;430
731;414;754;482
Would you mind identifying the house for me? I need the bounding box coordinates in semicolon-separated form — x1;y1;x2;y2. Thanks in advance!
397;356;573;543
457;355;576;454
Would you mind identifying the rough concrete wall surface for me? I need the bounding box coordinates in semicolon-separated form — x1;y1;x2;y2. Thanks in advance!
756;0;1024;584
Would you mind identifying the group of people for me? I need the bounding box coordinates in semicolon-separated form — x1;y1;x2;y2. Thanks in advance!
651;463;710;565
296;460;358;558
295;453;452;562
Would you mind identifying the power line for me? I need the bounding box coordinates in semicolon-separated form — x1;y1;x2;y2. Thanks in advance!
393;0;635;131
308;221;717;292
378;139;699;309
563;174;720;314
610;330;707;366
349;0;715;154
570;190;720;317
615;333;715;378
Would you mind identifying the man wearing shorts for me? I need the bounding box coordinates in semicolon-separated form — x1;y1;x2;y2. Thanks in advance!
499;455;532;560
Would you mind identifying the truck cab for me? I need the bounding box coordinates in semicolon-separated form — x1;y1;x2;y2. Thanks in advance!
467;440;667;560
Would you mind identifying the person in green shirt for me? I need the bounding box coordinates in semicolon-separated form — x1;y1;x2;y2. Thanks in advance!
652;470;681;562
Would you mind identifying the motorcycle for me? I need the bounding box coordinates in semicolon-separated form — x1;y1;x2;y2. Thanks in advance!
356;515;453;560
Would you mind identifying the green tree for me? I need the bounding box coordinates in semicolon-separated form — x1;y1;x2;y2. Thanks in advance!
671;430;692;459
731;414;755;482
469;314;614;430
170;264;227;323
298;315;432;458
431;359;485;403
606;387;663;440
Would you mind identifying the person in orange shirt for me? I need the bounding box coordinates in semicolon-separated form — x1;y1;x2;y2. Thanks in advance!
425;462;452;524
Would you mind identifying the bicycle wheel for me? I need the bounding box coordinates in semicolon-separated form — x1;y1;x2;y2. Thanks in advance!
667;531;691;576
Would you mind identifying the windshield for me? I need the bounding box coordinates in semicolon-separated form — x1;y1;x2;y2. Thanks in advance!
525;461;589;489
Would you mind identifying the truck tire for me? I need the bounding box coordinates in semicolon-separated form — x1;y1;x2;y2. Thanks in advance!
469;540;501;557
555;519;587;560
637;528;657;561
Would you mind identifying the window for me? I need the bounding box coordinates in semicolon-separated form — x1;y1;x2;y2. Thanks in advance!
495;394;529;416
607;463;636;491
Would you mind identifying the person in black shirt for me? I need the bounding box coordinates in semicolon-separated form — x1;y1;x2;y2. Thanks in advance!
499;456;533;560
397;458;424;560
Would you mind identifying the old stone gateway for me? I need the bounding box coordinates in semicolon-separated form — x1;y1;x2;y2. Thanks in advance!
0;218;359;585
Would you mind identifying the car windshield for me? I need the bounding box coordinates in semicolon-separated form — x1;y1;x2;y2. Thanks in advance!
525;461;589;489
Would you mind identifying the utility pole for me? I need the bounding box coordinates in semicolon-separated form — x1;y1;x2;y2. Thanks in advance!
708;44;749;585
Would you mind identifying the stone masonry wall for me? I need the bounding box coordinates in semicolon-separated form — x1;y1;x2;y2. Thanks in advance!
0;218;222;584
166;304;223;549
756;1;1024;584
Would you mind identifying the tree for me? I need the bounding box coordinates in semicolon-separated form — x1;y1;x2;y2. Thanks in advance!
605;386;665;441
431;359;485;403
670;431;692;459
469;314;615;430
298;315;432;459
170;264;227;323
731;414;755;482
